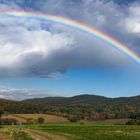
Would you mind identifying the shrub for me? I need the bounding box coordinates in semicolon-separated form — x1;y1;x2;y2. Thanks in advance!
26;118;37;125
13;131;34;140
68;116;80;122
38;117;45;124
0;118;17;125
126;119;140;125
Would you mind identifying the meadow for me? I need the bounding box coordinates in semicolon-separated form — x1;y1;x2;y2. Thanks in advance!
29;124;140;140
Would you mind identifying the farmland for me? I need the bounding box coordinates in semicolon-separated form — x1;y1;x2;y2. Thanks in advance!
0;95;140;140
0;117;140;140
2;114;68;123
29;124;140;140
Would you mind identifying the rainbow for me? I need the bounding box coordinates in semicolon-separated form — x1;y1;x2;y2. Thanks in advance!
1;10;140;64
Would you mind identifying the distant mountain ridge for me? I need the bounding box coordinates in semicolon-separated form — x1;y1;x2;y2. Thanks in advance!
0;94;140;120
24;94;140;105
1;94;140;106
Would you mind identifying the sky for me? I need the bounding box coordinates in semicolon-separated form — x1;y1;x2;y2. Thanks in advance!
0;0;140;100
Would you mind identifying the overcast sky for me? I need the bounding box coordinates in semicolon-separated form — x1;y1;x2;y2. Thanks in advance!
0;0;140;100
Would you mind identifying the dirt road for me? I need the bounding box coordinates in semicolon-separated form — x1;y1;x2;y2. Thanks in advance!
0;131;13;140
25;129;69;140
0;127;69;140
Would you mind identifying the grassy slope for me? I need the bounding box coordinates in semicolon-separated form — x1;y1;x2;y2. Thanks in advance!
16;114;68;123
2;114;68;123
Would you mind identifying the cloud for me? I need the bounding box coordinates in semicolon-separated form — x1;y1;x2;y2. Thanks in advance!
0;0;139;78
0;87;49;100
38;0;140;48
0;21;75;77
124;3;140;34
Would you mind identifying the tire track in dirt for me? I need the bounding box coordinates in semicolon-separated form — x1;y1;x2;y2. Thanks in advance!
0;131;13;140
25;129;69;140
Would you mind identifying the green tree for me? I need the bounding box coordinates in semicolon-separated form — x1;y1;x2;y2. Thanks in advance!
0;110;3;119
27;118;38;125
38;117;45;124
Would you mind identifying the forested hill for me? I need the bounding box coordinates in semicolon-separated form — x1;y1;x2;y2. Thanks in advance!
0;94;140;120
25;94;109;104
25;94;140;107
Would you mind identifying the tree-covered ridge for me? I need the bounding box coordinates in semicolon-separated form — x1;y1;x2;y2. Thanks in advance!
0;94;140;120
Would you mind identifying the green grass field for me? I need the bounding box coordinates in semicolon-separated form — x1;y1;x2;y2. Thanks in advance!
29;124;140;140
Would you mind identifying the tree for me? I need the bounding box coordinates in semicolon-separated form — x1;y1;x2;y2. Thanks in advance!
27;118;38;125
0;118;17;125
38;117;45;124
68;115;80;122
0;110;3;119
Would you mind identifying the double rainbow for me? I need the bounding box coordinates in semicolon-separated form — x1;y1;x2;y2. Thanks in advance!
1;11;140;64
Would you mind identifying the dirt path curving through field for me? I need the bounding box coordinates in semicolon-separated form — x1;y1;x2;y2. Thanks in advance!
0;131;13;140
25;129;69;140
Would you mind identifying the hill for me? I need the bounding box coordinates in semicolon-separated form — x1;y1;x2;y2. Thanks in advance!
0;94;140;120
25;94;140;107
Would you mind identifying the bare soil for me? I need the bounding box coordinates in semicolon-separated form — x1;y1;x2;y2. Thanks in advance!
25;129;69;140
0;130;13;140
2;114;68;123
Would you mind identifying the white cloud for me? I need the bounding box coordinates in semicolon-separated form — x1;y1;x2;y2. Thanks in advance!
124;4;140;34
0;18;75;77
0;0;138;78
0;87;49;100
37;0;140;48
0;29;74;67
0;95;5;98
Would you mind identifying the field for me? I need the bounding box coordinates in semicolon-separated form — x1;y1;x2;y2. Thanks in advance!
28;124;140;140
2;114;68;123
1;114;140;140
0;121;140;140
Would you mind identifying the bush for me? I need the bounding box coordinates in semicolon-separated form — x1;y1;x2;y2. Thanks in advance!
37;117;45;124
13;131;34;140
80;122;85;125
68;116;80;122
26;118;37;125
126;119;140;125
0;118;17;125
